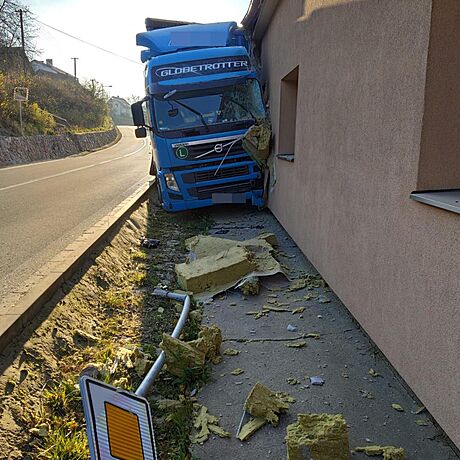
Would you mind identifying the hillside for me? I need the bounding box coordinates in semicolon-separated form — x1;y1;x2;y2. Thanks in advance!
0;72;111;137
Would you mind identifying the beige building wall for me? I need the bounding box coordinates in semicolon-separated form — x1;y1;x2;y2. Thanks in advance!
259;0;460;447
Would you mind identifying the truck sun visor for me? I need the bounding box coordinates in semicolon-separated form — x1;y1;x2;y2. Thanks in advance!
137;21;241;60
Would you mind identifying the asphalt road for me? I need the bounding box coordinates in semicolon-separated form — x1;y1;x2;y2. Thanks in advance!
0;126;150;310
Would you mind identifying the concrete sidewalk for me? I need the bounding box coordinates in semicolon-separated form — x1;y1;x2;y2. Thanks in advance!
191;206;458;460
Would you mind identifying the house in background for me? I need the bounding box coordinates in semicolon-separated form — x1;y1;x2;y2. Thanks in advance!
108;96;133;126
243;0;459;449
31;59;75;81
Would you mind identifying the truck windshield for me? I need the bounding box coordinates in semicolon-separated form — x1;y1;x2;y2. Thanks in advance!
153;79;265;133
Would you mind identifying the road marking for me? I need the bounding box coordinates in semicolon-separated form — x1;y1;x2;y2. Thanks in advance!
0;141;147;192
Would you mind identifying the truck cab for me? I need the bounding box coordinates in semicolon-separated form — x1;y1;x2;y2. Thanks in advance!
132;21;266;212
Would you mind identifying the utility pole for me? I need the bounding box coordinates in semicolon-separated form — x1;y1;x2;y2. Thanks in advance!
71;57;79;81
15;9;25;50
15;8;26;73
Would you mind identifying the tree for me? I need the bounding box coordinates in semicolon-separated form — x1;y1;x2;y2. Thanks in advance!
0;0;39;59
83;79;110;103
126;94;143;105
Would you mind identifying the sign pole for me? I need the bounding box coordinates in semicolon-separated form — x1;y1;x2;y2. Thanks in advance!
14;87;28;137
19;100;24;137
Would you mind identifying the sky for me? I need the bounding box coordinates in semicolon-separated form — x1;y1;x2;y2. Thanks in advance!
26;0;251;99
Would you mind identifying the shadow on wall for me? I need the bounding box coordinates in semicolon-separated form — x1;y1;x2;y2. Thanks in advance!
299;0;368;21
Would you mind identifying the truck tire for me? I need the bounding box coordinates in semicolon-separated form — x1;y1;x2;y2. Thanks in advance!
152;176;163;208
149;157;157;176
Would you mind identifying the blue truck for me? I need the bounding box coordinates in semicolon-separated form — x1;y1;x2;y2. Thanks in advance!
131;20;267;212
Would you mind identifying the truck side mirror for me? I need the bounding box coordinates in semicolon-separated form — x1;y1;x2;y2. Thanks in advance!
131;100;145;127
135;127;147;138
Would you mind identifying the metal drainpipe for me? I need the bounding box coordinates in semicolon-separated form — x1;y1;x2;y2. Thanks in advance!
135;288;191;397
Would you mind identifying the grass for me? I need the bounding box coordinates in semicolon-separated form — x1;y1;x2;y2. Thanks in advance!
127;271;147;285
21;194;214;459
37;427;88;460
103;288;137;309
21;379;90;459
43;380;81;416
131;250;148;261
155;400;194;460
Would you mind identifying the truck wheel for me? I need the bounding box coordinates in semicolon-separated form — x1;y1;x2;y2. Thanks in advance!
149;158;157;176
152;177;163;207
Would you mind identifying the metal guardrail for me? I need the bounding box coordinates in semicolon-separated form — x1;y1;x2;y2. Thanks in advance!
135;288;191;397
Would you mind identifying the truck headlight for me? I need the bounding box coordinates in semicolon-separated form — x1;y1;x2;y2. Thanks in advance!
164;173;179;192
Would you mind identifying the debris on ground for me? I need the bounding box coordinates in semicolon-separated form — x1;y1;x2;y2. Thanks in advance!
188;325;222;364
317;295;331;304
244;382;290;426
73;328;99;343
286;341;307;348
238;385;293;441
275;394;295;406
287;378;300;385
236;276;261;296
263;305;291;313
160;334;206;378
176;245;256;294
310;376;325;386
191;405;231;444
114;346;154;378
246;309;269;319
237;417;267;441
415;419;429;426
354;445;406;459
368;368;380;378
30;424;49;438
186;232;277;257
222;348;240;356
391;403;404;412
140;237;160;248
157;399;186;411
286;413;350;460
304;293;318;301
360;390;375;400
160;324;224;377
287;324;298;332
413;406;425;414
306;333;321;340
288;274;327;292
231;368;245;376
176;234;284;298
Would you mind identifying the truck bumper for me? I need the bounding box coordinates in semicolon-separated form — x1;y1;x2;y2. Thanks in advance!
157;160;265;212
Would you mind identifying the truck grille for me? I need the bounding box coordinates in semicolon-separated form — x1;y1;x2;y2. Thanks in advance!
182;165;249;184
172;137;244;161
189;180;256;199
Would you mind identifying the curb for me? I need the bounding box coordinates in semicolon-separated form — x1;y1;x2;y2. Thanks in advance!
0;180;154;352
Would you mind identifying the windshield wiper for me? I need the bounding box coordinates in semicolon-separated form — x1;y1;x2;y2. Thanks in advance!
223;97;257;120
170;100;209;131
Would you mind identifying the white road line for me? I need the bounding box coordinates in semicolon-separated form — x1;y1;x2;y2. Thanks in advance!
0;141;147;192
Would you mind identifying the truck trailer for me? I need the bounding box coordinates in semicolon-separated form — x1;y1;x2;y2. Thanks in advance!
131;20;267;212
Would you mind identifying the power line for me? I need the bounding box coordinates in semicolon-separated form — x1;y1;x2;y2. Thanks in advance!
33;18;142;66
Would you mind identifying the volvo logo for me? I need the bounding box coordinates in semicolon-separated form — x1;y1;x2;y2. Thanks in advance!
214;144;223;153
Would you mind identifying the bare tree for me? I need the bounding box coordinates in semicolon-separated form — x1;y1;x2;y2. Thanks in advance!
0;0;39;58
126;94;143;105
